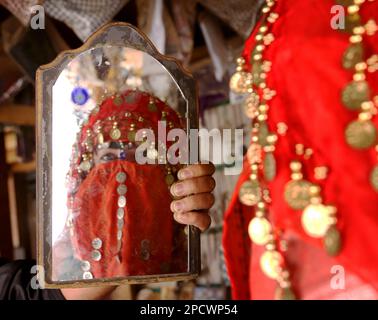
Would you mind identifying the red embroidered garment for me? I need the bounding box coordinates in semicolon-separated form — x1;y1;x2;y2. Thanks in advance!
54;90;188;280
223;0;378;299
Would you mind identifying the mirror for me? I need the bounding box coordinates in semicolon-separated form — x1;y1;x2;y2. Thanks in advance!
36;23;200;287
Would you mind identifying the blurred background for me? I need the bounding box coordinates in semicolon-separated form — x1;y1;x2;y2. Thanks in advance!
0;0;264;299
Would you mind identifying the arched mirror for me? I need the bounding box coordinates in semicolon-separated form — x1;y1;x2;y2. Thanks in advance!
36;23;200;287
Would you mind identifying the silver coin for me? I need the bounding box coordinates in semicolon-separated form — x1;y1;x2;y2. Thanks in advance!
117;208;124;219
118;196;126;207
91;250;101;261
116;172;126;183
80;260;91;272
82;271;93;280
117;184;127;195
91;238;102;250
117;218;124;229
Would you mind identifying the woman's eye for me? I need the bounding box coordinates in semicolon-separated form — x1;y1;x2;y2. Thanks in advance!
100;153;117;162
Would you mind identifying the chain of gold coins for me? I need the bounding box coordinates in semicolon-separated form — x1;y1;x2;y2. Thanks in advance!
337;0;378;191
227;0;378;299
230;0;296;300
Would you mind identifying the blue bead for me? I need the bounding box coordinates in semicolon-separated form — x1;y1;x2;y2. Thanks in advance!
71;87;89;105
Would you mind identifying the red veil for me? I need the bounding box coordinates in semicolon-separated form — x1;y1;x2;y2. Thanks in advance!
55;90;188;280
223;0;378;299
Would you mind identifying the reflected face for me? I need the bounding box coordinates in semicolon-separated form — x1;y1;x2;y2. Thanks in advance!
93;141;137;165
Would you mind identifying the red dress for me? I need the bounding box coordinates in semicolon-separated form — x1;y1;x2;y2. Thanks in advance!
223;0;378;299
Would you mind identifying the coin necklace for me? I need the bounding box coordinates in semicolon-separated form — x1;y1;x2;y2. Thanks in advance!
231;0;296;300
337;0;378;193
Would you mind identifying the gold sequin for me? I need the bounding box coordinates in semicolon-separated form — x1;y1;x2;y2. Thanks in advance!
370;165;378;191
323;225;342;256
260;250;283;280
301;204;333;238
284;179;313;210
248;217;272;245
110;128;121;140
341;80;370;110
238;180;261;206
345;119;377;149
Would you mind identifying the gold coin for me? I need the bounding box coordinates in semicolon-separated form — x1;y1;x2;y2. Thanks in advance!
238;180;261;206
247;143;262;164
275;286;296;300
345;119;377;149
341;80;370;110
342;43;364;70
260;250;283;280
110;128;121;140
116;172;127;183
165;174;175;186
248;217;272;245
244;92;260;119
251;61;263;86
263;153;276;182
284;179;312;210
79;160;91;172
113;95;123;106
257;121;270;147
323;225;342;256
370;165;378;191
97;133;104;144
344;13;361;34
128;131;136;142
229;71;252;93
301;204;333;238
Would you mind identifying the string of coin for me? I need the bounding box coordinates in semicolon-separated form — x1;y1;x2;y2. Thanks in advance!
228;0;375;299
230;0;297;300
338;0;378;191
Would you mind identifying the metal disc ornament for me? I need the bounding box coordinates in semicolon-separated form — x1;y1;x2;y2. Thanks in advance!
229;71;252;93
370;165;378;191
248;217;272;245
257;121;270;147
252;61;263;86
345;119;377;149
301;204;332;238
344;13;362;34
341;80;370;110
244;92;260;119
247;143;262;164
275;286;296;300
113;95;124;106
238;180;261;206
323;225;342;256
260;250;283;280
79;160;91;172
342;43;363;70
263;153;276;182
284;179;313;210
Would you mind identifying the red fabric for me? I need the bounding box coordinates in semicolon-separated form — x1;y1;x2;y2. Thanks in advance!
71;160;187;277
67;90;187;279
223;0;378;299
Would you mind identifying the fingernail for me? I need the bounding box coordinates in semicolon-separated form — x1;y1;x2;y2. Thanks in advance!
178;169;192;180
172;183;185;196
173;201;184;212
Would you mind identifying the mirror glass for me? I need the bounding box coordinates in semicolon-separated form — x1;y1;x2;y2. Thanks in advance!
38;25;198;284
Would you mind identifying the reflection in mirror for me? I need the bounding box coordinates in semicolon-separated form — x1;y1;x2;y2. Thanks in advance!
49;45;191;282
